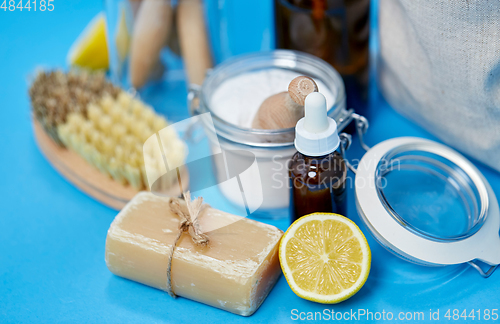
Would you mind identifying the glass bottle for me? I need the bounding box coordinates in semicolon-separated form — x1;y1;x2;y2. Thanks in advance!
289;92;347;222
289;151;347;222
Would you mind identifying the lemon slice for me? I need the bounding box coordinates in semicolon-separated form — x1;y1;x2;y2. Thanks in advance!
279;213;371;304
68;12;109;70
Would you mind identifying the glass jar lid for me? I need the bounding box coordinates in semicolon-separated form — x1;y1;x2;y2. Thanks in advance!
355;137;500;275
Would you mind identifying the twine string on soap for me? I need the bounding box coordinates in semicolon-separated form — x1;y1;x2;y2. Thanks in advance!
166;191;209;298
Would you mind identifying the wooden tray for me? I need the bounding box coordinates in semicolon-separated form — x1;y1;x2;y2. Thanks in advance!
33;120;189;210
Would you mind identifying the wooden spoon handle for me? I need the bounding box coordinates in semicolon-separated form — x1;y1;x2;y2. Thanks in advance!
252;76;319;130
288;76;318;106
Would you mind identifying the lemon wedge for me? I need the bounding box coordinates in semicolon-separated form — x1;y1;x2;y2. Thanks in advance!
279;213;371;304
68;13;109;70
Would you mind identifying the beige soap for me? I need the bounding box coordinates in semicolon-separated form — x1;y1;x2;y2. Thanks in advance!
105;192;283;316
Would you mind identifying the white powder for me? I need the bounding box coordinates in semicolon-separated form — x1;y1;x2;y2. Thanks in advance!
210;69;336;128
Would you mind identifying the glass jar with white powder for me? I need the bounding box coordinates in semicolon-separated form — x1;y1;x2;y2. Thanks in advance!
189;50;351;219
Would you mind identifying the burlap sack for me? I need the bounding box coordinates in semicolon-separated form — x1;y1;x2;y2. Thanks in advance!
378;0;500;172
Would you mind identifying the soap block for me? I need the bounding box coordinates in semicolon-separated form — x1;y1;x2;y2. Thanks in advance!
105;192;283;316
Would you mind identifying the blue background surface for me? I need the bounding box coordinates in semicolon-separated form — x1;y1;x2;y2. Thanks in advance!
0;1;499;323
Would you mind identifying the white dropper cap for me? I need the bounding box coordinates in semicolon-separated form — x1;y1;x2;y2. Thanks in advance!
294;92;340;156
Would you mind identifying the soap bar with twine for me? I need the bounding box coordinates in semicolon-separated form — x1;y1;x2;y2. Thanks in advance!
105;191;283;316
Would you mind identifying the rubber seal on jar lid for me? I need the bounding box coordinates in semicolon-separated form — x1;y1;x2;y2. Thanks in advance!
355;137;500;274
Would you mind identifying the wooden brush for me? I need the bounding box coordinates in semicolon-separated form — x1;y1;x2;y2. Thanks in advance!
177;0;213;85
129;0;173;89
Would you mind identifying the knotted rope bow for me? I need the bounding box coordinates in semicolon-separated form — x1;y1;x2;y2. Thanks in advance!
166;191;209;297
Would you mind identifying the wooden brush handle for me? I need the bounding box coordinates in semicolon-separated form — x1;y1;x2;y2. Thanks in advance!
177;0;213;85
129;0;173;89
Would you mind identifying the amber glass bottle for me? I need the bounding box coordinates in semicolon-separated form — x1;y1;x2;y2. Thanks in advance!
289;92;347;223
289;151;347;222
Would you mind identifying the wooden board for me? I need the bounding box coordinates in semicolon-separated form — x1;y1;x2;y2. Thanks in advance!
33;120;189;210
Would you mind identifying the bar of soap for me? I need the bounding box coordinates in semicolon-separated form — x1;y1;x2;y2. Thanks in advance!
105;192;283;316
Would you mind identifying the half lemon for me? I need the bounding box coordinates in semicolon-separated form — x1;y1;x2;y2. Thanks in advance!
279;213;371;304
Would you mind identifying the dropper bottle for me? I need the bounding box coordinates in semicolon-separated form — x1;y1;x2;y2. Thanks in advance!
289;92;347;222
